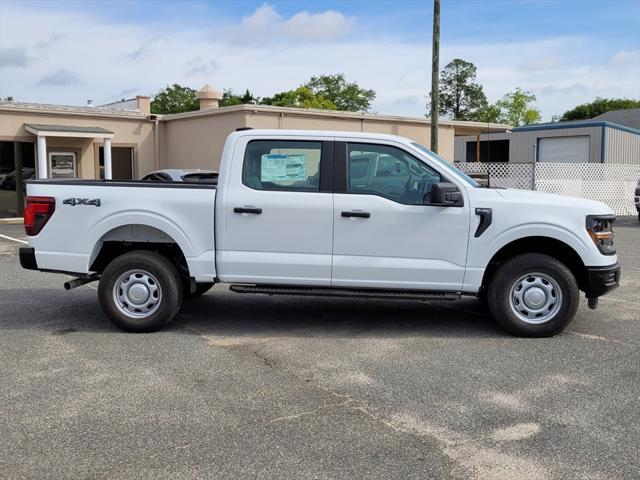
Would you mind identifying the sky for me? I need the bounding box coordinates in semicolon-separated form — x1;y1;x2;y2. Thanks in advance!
0;0;639;121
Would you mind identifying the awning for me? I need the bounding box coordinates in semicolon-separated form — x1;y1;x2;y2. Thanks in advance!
24;123;114;139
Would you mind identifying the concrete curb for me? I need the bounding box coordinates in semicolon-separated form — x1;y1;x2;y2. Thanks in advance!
0;218;23;225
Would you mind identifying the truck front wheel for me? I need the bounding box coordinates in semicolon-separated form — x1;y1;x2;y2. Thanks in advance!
98;250;183;332
487;253;579;337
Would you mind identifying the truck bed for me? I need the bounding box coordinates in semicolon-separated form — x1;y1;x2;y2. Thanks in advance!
25;179;217;282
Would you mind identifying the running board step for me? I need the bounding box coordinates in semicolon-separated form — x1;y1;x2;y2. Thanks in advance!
229;285;460;301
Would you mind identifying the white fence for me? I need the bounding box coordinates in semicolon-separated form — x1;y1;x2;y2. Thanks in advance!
455;162;640;216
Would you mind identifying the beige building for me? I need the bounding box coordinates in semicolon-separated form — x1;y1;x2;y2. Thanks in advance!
0;84;508;218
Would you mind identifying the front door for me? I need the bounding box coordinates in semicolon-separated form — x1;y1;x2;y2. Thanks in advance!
332;141;470;291
220;136;334;286
49;152;77;178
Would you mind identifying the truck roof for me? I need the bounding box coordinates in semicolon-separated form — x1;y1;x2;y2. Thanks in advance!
230;128;418;146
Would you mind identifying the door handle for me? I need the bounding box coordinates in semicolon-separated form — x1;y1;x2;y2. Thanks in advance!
234;207;262;214
341;211;370;218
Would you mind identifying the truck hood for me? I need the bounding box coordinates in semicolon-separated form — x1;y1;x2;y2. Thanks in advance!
494;188;613;215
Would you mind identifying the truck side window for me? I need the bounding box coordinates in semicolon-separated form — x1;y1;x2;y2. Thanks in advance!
243;140;322;192
346;143;442;205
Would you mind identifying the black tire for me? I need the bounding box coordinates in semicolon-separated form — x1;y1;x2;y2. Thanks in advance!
487;253;579;337
98;250;183;332
184;281;214;298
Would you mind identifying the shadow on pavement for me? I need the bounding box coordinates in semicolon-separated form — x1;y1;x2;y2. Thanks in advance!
0;286;507;339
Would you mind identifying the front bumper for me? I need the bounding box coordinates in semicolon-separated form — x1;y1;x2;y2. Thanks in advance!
19;247;38;271
585;262;620;298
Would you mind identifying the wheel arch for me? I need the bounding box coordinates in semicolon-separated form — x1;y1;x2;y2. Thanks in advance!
480;236;588;293
88;223;189;277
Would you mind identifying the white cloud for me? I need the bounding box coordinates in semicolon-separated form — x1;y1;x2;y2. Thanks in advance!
35;69;82;86
610;49;640;66
0;47;31;68
185;58;220;77
125;38;169;61
221;4;354;44
0;3;637;120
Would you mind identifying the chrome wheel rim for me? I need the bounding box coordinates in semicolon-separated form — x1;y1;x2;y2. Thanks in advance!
509;272;562;324
113;269;162;319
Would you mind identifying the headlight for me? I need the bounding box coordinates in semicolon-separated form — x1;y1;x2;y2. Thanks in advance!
586;215;616;255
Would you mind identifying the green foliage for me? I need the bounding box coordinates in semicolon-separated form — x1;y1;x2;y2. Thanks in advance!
474;103;502;123
149;75;374;114
494;88;542;126
433;58;488;121
304;74;376;112
150;84;199;114
467;88;541;126
560;97;640;121
261;86;337;110
219;89;258;107
480;87;542;127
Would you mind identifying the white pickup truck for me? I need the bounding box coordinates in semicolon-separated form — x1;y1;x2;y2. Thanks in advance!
20;129;620;336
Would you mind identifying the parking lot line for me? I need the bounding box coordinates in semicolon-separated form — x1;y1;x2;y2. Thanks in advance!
0;233;27;244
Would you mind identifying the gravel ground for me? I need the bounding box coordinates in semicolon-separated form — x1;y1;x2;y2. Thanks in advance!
0;218;638;479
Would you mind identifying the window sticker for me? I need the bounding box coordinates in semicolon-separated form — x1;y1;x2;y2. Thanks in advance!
261;154;307;182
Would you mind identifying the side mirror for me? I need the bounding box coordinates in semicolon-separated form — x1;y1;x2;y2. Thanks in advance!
426;182;463;206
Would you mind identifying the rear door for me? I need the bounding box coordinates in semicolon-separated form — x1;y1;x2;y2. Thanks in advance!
219;135;334;286
332;140;470;291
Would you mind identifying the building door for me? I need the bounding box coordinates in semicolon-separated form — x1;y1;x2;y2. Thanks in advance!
49;152;77;178
538;136;590;163
0;141;36;218
99;147;133;180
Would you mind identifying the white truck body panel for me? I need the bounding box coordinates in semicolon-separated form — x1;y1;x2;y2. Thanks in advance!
216;133;334;285
25;129;617;296
27;183;216;282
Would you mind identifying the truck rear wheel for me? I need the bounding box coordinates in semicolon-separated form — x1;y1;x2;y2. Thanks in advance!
487;253;579;337
98;250;183;332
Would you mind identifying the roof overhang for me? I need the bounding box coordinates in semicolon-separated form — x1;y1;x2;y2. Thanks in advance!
24;123;114;139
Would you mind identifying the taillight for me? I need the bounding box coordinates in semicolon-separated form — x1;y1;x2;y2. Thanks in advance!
24;196;55;236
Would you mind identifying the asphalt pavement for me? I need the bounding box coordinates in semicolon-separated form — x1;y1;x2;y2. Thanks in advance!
0;219;638;479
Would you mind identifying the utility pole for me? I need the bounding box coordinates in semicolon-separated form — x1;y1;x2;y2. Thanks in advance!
430;0;440;153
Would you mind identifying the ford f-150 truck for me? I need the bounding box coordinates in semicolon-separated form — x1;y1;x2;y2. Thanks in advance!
19;129;620;336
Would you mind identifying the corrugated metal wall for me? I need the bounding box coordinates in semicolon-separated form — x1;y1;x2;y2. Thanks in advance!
605;127;640;164
455;127;603;163
511;127;602;163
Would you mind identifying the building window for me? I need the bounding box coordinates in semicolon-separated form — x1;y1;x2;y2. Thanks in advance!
465;139;509;162
49;152;77;178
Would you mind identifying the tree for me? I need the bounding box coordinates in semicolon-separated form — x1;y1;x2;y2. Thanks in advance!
474;103;502;123
433;58;488;121
303;74;375;112
494;88;541;126
150;84;199;114
260;86;337;110
560;97;640;121
219;89;258;107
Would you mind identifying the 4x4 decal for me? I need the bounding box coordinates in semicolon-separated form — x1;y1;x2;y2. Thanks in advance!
63;198;101;207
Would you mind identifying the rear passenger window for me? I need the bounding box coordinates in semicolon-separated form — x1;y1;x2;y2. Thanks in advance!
242;140;322;192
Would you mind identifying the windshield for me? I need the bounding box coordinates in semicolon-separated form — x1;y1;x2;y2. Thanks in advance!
411;142;479;188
